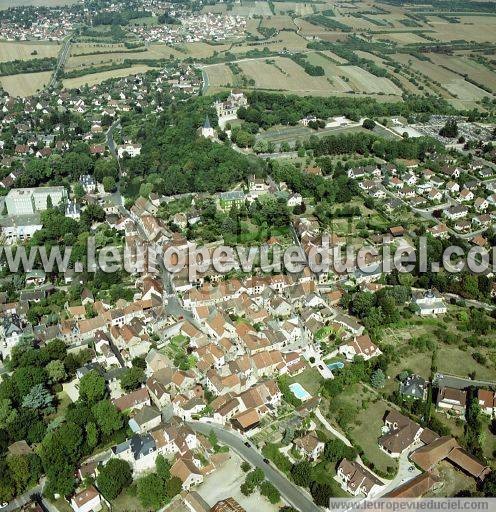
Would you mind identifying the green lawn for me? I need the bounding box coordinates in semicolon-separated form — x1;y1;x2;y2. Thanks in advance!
311;460;349;497
287;366;323;396
50;499;73;512
437;346;496;381
112;491;148;512
349;399;399;475
223;221;291;245
55;390;72;417
481;418;496;462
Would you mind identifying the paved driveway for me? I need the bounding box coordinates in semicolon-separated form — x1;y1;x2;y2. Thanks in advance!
196;454;278;512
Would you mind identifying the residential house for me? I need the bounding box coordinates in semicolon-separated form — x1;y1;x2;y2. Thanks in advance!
112;388;151;412
113;433;157;475
474;197;489;212
339;334;381;361
459;189;474;202
436;387;467;416
336;459;383;497
70;486;104;512
385;472;442;498
478;389;495;416
210;498;246;512
400;374;427;401
293;432;324;461
171;457;204;490
443;205;468;220
129;405;162;433
378;410;422;457
427;224;449;239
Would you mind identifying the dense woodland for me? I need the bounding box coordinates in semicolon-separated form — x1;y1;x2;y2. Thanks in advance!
120;97;264;197
239;92;460;127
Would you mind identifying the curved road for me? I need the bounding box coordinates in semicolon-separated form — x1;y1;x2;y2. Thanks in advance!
187;421;321;512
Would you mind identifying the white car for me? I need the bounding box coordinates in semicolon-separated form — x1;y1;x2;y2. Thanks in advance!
0;503;8;509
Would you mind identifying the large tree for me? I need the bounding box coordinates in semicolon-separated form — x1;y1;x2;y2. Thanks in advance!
96;459;132;500
120;367;146;392
91;400;123;436
21;384;53;411
290;460;312;488
46;360;67;383
79;371;106;403
137;473;166;510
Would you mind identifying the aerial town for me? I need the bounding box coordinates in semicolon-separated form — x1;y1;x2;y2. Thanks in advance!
0;0;496;512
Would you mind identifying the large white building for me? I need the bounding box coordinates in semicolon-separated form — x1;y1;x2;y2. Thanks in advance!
117;143;141;158
412;289;447;316
1;215;43;244
5;186;68;216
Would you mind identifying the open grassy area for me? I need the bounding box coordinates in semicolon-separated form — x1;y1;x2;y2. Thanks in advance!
49;498;73;512
287;366;323;396
204;63;236;90
256;123;367;146
111;490;147;512
323;382;397;475
428;461;477;496
381;308;496;383
223;220;291;246
349;398;399;474
481;418;496;462
55;390;72;417
67;42;186;71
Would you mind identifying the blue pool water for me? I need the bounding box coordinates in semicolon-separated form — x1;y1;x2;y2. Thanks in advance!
289;382;311;401
327;361;345;371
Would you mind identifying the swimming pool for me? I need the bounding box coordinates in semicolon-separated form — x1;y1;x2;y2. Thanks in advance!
327;361;345;371
289;382;312;401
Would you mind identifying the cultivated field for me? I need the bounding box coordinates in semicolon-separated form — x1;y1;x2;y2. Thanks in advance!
204;63;236;90
0;70;51;96
428;16;496;43
66;42;212;71
183;42;230;59
62;65;154;89
0;40;60;62
392;52;492;104
238;56;336;95
230;30;309;55
231;1;273;17
273;2;315;16
444;78;490;102
319;50;348;64
374;31;431;44
305;53;352;92
343;65;402;95
0;0;76;7
393;53;457;83
428;53;496;92
306;52;402;96
201;3;227;14
294;18;348;40
260;15;296;31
